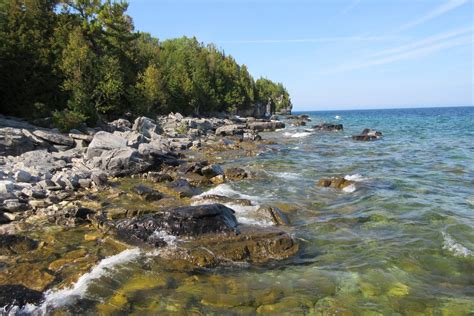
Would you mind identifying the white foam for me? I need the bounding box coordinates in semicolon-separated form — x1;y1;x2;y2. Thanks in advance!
344;174;369;182
291;132;312;138
269;171;301;180
37;248;141;312
335;115;342;120
342;183;357;193
442;232;473;258
152;230;178;246
197;184;260;201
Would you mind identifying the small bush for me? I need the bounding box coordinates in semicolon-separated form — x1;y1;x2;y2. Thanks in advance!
53;110;87;132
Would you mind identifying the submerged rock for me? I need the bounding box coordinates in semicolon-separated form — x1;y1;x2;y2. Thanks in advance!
313;123;343;131
0;235;38;255
195;194;253;206
352;128;382;141
0;284;44;309
224;167;248;180
317;177;354;190
256;206;290;225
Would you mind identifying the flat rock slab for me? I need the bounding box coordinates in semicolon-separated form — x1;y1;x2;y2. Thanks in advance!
33;130;74;147
109;204;238;247
162;225;299;268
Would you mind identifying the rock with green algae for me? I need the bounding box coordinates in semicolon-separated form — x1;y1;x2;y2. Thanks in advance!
317;177;355;190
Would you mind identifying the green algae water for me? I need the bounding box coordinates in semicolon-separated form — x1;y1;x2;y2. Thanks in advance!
28;107;474;315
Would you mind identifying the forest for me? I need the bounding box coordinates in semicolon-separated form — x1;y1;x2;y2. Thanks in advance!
0;0;291;130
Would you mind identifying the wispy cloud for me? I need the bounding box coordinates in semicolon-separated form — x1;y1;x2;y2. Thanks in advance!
340;0;361;15
325;27;473;74
217;35;404;44
398;0;470;32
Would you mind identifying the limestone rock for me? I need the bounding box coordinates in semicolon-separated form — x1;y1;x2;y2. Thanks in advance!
87;131;128;159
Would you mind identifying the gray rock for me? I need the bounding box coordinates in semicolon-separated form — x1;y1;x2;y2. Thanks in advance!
2;199;27;212
169;179;201;198
89;148;151;177
201;164;224;178
133;184;163;201
13;170;32;183
215;124;246;136
246;121;285;131
32;130;74;147
109;118;132;132
87;131;128;159
0;181;14;194
91;171;108;187
132;117;161;139
0;127;36;156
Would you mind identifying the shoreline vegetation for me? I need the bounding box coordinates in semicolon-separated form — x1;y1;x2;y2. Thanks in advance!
0;0;292;131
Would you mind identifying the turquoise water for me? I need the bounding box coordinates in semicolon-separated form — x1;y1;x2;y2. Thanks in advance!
35;107;474;315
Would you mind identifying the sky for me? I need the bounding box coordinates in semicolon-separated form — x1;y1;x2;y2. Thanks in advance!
127;0;474;111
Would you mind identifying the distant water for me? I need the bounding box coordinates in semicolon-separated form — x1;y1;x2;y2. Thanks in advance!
30;107;474;314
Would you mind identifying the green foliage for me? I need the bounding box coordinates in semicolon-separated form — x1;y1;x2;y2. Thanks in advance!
52;109;87;132
0;0;290;123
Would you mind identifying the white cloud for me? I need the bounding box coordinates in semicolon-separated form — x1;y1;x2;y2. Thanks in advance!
325;27;474;73
398;0;470;31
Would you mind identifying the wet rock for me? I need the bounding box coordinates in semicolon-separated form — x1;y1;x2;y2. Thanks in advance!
317;177;354;190
133;184;163;201
111;204;238;246
166;225;299;267
168;179;200;198
201;164;224;178
352;128;382;141
256;206;290;225
291;120;306;127
224;167;248;180
32;129;74;147
0;235;38;255
196;194;253;206
0;284;44;309
86;131;128;159
313;123;343;131
147;172;173;183
210;175;225;184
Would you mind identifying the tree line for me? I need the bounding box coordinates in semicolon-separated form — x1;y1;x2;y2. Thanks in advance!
0;0;291;130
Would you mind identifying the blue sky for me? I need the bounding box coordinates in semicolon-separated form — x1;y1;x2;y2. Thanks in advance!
127;0;474;111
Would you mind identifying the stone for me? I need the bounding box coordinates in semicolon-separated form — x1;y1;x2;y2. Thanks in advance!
32;129;74;147
133;184;163;201
291;120;306;127
89;148;151;177
215;124;246;136
256;206;290;225
0;212;13;224
0;235;38;255
132;116;161;138
91;171;108;187
201;164;224;178
110;204;238;246
0;127;36;156
196;194;253;206
0;284;43;309
2;199;27;212
313;123;343;131
109;118;132;131
147;172;173;183
87;131;128;159
224;167;248;180
317;177;354;190
352;128;382;141
168;179;200;198
210;174;225;185
247;121;285;131
0;181;14;194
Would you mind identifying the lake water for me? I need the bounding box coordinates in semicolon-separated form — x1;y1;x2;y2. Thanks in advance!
26;107;474;315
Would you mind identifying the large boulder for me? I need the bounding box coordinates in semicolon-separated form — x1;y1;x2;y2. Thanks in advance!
88;148;151;177
132;117;161;139
215;124;246;136
247;121;285;131
32;130;74;147
110;204;239;246
87;131;128;159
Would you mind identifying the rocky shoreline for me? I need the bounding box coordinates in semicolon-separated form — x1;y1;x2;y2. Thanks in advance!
0;113;298;311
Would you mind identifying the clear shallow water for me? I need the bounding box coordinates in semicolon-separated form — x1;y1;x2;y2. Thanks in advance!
30;107;474;314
